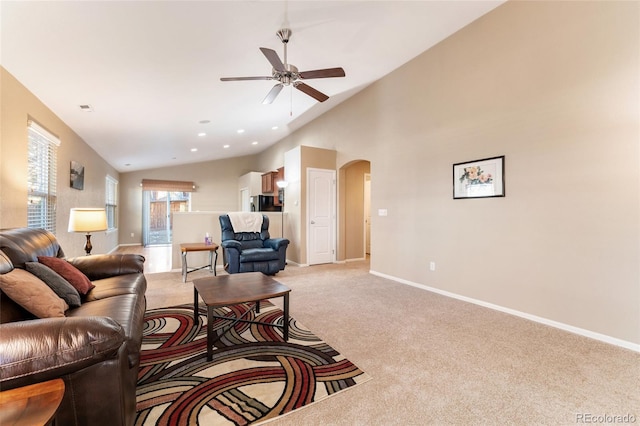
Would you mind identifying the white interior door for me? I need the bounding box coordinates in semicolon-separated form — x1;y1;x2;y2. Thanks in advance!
307;168;335;265
364;173;371;255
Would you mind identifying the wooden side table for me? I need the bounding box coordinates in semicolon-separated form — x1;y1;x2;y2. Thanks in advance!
0;378;65;426
180;242;219;282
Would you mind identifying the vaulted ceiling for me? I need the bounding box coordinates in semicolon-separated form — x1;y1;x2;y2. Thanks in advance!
1;1;503;171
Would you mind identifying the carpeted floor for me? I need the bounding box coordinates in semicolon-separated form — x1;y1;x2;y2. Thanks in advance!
144;261;640;425
135;302;370;425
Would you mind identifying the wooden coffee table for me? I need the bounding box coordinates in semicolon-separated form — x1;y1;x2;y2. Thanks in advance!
193;272;291;361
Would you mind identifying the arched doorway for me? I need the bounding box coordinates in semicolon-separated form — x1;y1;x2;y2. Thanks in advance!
338;160;371;262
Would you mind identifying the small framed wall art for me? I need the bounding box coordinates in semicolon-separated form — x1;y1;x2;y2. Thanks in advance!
453;156;505;199
70;161;85;190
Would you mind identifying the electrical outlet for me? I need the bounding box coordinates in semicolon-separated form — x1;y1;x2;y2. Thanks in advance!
130;233;134;238
429;261;436;271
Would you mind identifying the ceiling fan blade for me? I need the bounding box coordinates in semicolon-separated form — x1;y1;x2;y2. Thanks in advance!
220;76;273;81
299;67;346;79
262;84;284;104
260;47;286;72
295;82;329;102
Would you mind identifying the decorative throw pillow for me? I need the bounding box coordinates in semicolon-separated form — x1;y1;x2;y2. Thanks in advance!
25;262;82;308
0;268;68;318
37;256;95;295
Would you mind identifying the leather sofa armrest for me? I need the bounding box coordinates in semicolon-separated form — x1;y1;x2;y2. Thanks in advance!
68;254;145;281
221;240;242;251
264;238;290;250
0;317;125;390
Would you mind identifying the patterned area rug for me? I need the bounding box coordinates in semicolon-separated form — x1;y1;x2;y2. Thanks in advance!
135;302;371;425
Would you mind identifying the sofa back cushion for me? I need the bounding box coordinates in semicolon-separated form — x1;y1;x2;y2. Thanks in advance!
0;228;64;268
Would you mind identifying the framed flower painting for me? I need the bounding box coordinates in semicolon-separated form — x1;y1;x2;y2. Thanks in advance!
453;156;505;199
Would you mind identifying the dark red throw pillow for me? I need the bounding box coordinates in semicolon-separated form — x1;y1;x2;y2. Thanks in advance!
37;256;95;295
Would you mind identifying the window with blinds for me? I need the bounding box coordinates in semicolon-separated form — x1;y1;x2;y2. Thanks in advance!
27;120;60;233
106;175;118;230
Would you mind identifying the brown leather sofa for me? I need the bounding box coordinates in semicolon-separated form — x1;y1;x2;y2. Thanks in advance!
0;228;146;426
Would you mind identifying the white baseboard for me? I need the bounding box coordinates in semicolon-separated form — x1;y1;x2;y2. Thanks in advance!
112;243;141;254
369;270;640;353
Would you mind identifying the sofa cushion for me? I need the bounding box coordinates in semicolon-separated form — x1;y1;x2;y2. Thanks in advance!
83;274;147;302
0;269;68;318
0;228;64;268
25;262;81;308
38;256;95;295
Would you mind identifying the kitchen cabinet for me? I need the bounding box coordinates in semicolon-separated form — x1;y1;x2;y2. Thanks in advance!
261;171;277;193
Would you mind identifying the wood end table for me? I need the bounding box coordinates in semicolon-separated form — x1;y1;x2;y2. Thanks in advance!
0;378;65;426
193;272;291;361
180;242;219;283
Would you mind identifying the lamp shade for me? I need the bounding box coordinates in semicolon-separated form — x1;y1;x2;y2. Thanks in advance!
68;208;108;233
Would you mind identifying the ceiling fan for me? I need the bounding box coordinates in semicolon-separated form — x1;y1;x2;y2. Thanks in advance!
220;28;345;104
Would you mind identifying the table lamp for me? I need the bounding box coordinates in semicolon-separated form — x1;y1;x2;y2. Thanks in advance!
68;208;108;255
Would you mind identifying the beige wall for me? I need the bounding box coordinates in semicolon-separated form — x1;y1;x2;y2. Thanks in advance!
0;68;120;257
252;1;640;344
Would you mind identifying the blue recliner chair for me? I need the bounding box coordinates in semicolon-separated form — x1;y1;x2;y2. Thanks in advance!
219;214;289;275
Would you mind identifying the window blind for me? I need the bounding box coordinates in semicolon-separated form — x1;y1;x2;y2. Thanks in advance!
27;120;60;233
141;179;195;192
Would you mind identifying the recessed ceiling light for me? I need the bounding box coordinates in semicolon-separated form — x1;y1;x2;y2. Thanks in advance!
271;126;278;130
191;148;198;152
79;104;94;112
199;120;210;124
252;141;259;145
124;163;131;166
223;144;230;149
237;129;245;134
198;132;206;137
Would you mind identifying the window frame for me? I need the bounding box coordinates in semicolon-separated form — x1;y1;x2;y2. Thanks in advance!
105;175;118;231
27;120;60;233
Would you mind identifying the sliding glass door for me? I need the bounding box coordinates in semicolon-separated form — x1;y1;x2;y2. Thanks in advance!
142;190;190;246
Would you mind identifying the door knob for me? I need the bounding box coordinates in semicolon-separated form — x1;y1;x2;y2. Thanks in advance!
311;220;316;224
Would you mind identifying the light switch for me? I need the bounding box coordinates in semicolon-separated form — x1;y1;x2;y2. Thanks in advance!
378;209;388;216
